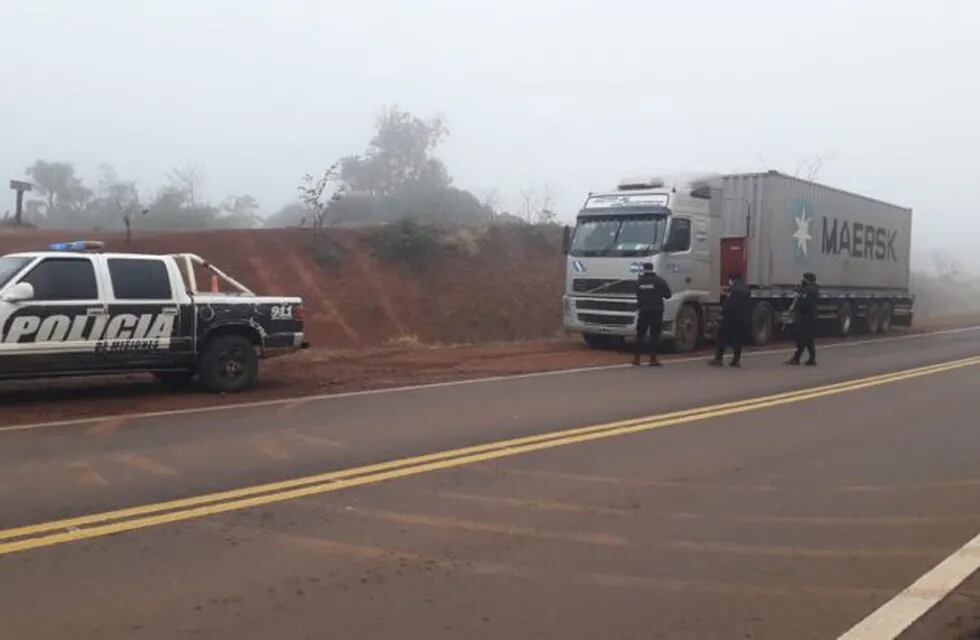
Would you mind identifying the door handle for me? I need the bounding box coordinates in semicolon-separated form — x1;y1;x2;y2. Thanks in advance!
86;307;108;316
161;307;178;316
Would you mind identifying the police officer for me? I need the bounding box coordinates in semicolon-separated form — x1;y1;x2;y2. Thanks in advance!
710;272;750;367
634;263;672;367
787;272;819;366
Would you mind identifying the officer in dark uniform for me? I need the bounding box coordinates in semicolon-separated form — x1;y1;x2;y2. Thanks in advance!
787;272;819;366
634;263;672;367
709;272;751;367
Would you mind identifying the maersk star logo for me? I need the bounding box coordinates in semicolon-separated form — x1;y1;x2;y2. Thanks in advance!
792;201;814;263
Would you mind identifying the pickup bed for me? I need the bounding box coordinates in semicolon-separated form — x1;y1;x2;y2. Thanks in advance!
0;247;307;392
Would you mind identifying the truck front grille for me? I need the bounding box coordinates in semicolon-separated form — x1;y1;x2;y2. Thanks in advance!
572;278;637;295
576;299;637;312
578;313;635;326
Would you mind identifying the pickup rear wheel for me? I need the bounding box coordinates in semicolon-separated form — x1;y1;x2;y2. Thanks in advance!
199;334;258;393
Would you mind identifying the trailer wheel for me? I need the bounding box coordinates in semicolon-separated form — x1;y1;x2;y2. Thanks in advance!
750;302;775;346
864;302;882;334
879;302;893;333
837;302;854;337
673;304;701;353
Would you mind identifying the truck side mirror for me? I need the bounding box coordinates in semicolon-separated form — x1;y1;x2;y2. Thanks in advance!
1;282;34;303
561;225;572;256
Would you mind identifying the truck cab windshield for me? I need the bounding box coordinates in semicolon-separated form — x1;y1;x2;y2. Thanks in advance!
570;215;667;257
0;257;31;289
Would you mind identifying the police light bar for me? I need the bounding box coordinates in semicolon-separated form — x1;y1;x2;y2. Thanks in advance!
49;240;105;252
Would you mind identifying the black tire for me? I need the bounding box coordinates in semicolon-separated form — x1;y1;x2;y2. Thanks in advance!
837;302;854;337
673;304;701;353
864;302;881;334
199;334;258;393
750;302;775;346
880;302;893;333
153;371;196;388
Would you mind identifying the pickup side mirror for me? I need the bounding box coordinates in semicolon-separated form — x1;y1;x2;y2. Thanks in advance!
1;282;34;303
561;225;572;256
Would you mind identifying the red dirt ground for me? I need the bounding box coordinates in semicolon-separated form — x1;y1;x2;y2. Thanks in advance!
2;227;977;427
0;226;565;349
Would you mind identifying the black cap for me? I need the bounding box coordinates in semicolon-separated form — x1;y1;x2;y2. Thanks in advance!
803;272;816;283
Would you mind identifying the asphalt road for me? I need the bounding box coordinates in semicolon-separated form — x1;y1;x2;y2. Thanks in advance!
3;329;980;639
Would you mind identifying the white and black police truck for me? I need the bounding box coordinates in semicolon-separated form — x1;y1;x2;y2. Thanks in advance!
0;241;308;392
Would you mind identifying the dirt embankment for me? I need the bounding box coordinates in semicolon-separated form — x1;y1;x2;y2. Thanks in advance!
0;225;565;349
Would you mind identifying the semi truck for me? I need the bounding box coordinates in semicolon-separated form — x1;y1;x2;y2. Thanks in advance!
562;171;913;351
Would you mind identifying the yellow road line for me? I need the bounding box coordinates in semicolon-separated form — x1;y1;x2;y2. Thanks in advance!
2;355;979;557
2;357;964;543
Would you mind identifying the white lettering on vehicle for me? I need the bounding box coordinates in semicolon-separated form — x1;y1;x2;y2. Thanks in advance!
270;305;293;320
2;313;175;348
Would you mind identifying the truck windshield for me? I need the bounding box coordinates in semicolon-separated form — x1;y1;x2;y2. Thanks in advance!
0;257;31;289
570;215;667;257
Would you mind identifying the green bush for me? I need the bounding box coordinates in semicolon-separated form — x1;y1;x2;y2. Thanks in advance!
367;219;442;270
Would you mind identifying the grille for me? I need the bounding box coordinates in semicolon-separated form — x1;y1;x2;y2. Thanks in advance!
578;313;635;326
572;278;637;295
576;299;637;312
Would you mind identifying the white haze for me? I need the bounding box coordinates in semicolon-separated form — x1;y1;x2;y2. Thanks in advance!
2;1;979;268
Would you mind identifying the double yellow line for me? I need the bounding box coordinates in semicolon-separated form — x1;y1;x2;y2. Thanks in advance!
3;354;980;557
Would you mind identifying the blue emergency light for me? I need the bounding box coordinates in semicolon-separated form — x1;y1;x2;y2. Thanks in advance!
49;240;105;252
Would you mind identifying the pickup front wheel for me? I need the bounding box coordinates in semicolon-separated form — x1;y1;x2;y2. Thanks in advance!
199;334;258;393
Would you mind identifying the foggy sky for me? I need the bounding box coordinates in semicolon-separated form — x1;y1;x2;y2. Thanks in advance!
2;1;978;267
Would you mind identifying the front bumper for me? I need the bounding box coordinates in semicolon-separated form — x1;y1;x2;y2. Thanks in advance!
563;296;676;338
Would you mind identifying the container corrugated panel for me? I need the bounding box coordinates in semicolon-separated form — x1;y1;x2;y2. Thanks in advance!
723;172;912;291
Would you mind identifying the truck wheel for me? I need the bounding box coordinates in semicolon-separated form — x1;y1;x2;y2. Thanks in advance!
199;334;258;393
673;305;701;353
837;302;854;337
864;303;882;334
750;302;774;346
879;302;893;333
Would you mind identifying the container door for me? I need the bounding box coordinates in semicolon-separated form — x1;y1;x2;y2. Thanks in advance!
720;238;748;286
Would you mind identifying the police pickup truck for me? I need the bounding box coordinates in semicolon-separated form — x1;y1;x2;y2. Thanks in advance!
0;241;307;392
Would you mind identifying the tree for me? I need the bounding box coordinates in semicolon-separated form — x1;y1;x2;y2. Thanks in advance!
24;160;92;217
518;182;559;224
87;164;145;241
298;160;345;235
265;202;307;228
933;250;961;280
221;194;262;227
167;164;206;210
340;106;450;196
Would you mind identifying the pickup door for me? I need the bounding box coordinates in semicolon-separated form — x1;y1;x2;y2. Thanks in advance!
1;255;106;375
100;256;195;369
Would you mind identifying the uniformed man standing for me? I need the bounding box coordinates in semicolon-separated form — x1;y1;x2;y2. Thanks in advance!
634;263;672;367
709;272;751;367
787;272;819;366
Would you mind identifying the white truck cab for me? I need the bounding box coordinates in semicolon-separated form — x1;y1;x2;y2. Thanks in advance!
563;174;719;351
